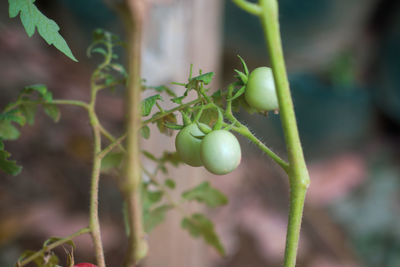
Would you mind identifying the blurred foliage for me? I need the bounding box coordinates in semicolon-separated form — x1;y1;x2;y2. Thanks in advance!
330;158;400;267
372;7;400;124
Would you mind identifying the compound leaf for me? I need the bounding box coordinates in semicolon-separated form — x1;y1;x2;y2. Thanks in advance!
9;0;77;61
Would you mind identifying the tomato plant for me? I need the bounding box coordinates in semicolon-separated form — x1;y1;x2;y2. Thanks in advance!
4;0;310;267
200;130;241;175
175;123;210;167
245;66;279;111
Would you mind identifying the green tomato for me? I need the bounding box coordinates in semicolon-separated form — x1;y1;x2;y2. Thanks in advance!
245;67;279;111
200;130;241;175
175;123;210;167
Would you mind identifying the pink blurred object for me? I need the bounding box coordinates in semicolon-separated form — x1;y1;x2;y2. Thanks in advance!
74;263;98;267
307;153;366;206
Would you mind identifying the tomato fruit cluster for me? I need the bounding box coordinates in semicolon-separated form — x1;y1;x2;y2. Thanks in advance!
175;125;241;175
245;66;279;111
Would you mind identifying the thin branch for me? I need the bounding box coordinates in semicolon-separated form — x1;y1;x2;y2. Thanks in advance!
88;114;106;267
233;122;290;173
99;123;126;152
18;227;91;267
142;98;203;126
99;132;127;159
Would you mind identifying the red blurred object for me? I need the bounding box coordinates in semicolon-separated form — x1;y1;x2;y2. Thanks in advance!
74;264;98;267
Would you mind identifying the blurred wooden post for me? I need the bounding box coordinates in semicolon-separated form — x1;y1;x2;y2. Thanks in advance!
141;0;223;266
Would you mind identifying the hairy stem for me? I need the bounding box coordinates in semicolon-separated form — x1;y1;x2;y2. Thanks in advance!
88;107;106;267
86;47;109;266
233;122;289;172
18;227;90;267
258;0;310;266
99;132;127;159
122;0;148;266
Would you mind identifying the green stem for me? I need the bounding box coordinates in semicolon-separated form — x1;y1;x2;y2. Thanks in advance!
142;98;203;126
98;132;127;159
4;99;89;113
233;122;289;172
87;53;108;267
257;0;310;266
18;227;91;267
88;108;106;267
51;100;89;109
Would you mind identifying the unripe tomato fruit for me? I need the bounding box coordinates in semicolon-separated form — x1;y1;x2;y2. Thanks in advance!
200;130;241;175
245;67;279;111
74;264;97;267
175;123;211;167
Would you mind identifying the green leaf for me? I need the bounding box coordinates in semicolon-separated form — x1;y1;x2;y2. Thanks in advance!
164;178;176;189
91;47;107;56
140;125;150;139
237;55;249;76
164;122;184;130
39;251;59;267
182;181;228;208
160;151;181;167
0;149;22;176
22;84;50;100
142;94;162;116
199;108;218;127
154;113;177;136
234;70;248;84
43;104;60;122
20;103;38;125
8;0;77;61
144;204;172;233
142;184;164;211
181;213;225;256
109;63;127;77
228;86;246;101
188;72;214;87
101;152;124;172
171;95;185;104
16;250;37;265
0;120;20;140
149;85;177;97
142;150;158;162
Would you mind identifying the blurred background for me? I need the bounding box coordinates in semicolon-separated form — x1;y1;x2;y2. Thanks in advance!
1;0;400;266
